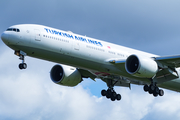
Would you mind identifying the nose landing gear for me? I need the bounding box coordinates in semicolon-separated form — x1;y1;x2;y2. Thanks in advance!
15;51;27;70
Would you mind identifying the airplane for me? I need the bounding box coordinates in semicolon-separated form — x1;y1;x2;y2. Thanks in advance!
1;24;180;101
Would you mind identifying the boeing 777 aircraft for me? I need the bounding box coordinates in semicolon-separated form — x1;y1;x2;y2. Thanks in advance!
1;24;180;101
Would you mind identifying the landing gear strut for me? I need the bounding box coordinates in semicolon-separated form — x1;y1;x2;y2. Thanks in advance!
143;80;164;97
101;79;121;101
15;51;27;70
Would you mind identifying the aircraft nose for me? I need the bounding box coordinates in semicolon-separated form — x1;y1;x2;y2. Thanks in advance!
1;32;9;43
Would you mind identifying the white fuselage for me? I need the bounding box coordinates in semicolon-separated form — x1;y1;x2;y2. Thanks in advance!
1;24;180;92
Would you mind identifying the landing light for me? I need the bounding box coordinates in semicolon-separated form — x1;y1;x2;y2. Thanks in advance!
14;51;20;56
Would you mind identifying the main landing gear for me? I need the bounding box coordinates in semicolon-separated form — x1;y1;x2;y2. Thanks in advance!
143;80;164;97
101;88;121;101
101;79;121;101
15;51;27;70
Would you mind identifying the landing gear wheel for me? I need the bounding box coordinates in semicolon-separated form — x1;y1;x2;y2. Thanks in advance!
149;84;155;94
110;92;117;101
111;96;116;101
19;63;23;69
106;89;111;99
22;63;27;69
143;84;149;92
112;92;117;98
159;89;164;96
153;87;159;97
19;63;27;69
154;86;159;94
116;94;121;101
153;92;158;97
106;93;111;99
101;90;107;96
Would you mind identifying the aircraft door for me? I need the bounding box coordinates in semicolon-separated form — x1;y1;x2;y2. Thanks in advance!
74;42;80;50
72;40;82;57
34;29;41;41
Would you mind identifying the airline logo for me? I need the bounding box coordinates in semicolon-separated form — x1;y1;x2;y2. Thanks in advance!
44;28;103;47
107;46;111;49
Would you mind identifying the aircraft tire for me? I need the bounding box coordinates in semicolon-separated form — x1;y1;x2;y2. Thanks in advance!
19;63;27;69
159;89;164;96
106;90;111;99
116;94;121;101
101;90;107;96
19;63;23;69
153;92;158;97
154;86;159;94
149;84;155;94
22;63;27;69
111;96;116;101
106;93;111;99
112;92;117;98
143;84;149;92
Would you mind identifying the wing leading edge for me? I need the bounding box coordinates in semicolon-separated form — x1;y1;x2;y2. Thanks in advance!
154;55;180;68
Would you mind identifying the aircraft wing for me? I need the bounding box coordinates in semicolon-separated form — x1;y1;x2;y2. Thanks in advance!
108;55;180;84
78;68;96;80
109;55;180;68
79;55;180;88
78;67;131;88
154;55;180;68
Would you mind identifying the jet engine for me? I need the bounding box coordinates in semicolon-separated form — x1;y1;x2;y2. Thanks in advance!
50;64;82;87
125;55;158;78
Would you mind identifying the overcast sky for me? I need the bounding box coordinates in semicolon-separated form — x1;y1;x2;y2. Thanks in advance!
1;0;180;120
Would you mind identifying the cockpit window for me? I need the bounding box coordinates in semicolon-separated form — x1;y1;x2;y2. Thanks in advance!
6;28;20;32
6;28;13;31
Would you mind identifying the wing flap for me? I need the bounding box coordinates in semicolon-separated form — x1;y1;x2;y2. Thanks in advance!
78;69;96;81
155;68;179;84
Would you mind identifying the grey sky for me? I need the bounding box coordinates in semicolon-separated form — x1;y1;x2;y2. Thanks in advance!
1;0;180;120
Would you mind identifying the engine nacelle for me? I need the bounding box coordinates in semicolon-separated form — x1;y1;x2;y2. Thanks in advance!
125;55;158;78
50;64;82;87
